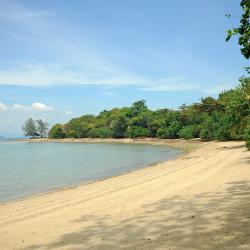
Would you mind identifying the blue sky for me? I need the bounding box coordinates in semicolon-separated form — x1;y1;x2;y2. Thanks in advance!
0;0;247;136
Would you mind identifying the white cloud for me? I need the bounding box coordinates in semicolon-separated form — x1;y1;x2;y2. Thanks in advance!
0;62;200;92
0;61;236;95
11;102;54;112
31;102;54;111
0;62;145;87
0;102;7;110
65;110;73;115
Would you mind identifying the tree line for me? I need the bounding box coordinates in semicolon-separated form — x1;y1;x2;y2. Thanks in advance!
48;76;250;150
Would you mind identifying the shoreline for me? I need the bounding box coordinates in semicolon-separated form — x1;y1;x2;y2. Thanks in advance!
1;138;195;205
16;137;201;152
0;140;249;249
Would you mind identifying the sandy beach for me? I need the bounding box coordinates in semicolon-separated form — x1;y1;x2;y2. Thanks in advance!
0;139;249;250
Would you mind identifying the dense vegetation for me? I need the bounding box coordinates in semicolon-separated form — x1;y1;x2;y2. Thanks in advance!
49;76;250;149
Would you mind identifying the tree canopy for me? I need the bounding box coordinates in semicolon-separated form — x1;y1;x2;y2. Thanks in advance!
22;118;49;138
226;0;250;59
48;79;250;150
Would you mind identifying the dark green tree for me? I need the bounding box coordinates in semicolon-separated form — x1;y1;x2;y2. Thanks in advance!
88;127;113;138
48;124;65;139
127;100;148;117
243;126;250;149
110;115;128;138
226;0;250;59
179;124;201;139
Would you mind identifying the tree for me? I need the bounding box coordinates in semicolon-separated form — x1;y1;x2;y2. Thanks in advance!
156;121;182;139
240;75;250;100
87;127;113;138
178;124;201;140
110;115;128;138
127;100;148;117
48;124;65;139
199;116;216;140
22;118;37;138
126;126;150;138
47;86;249;147
226;0;250;59
36;119;49;138
243;126;250;149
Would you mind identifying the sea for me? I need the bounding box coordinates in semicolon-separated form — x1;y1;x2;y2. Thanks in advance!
0;141;181;202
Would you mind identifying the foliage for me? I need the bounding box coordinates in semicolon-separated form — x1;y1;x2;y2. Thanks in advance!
127;100;148;117
48;80;250;149
178;124;201;140
36;119;49;138
22;118;49;138
243;126;250;149
126;126;150;138
226;0;250;59
48;124;65;139
199;116;216;140
22;118;37;138
156;121;182;139
87;127;113;138
110;115;128;138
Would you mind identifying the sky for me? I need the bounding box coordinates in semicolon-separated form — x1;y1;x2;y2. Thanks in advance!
0;0;248;136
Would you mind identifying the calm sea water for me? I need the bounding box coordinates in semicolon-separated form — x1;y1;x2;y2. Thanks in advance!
0;141;181;202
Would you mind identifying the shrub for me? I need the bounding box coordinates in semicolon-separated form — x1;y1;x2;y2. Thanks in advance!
156;121;182;139
48;124;65;139
199;116;216;140
126;126;150;138
199;128;214;140
110;115;128;138
243;127;250;150
88;128;113;138
178;124;201;139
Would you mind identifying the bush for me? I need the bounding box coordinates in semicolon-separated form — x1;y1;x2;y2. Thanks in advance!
87;127;113;138
199;128;214;140
199;116;216;140
243;127;250;150
156;121;182;139
110;115;128;138
126;126;150;138
48;124;65;139
178;124;201;139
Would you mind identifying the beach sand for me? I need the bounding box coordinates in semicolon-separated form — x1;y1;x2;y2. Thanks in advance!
0;139;249;250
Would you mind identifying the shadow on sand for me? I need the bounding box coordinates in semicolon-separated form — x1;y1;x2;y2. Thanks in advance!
24;178;250;250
